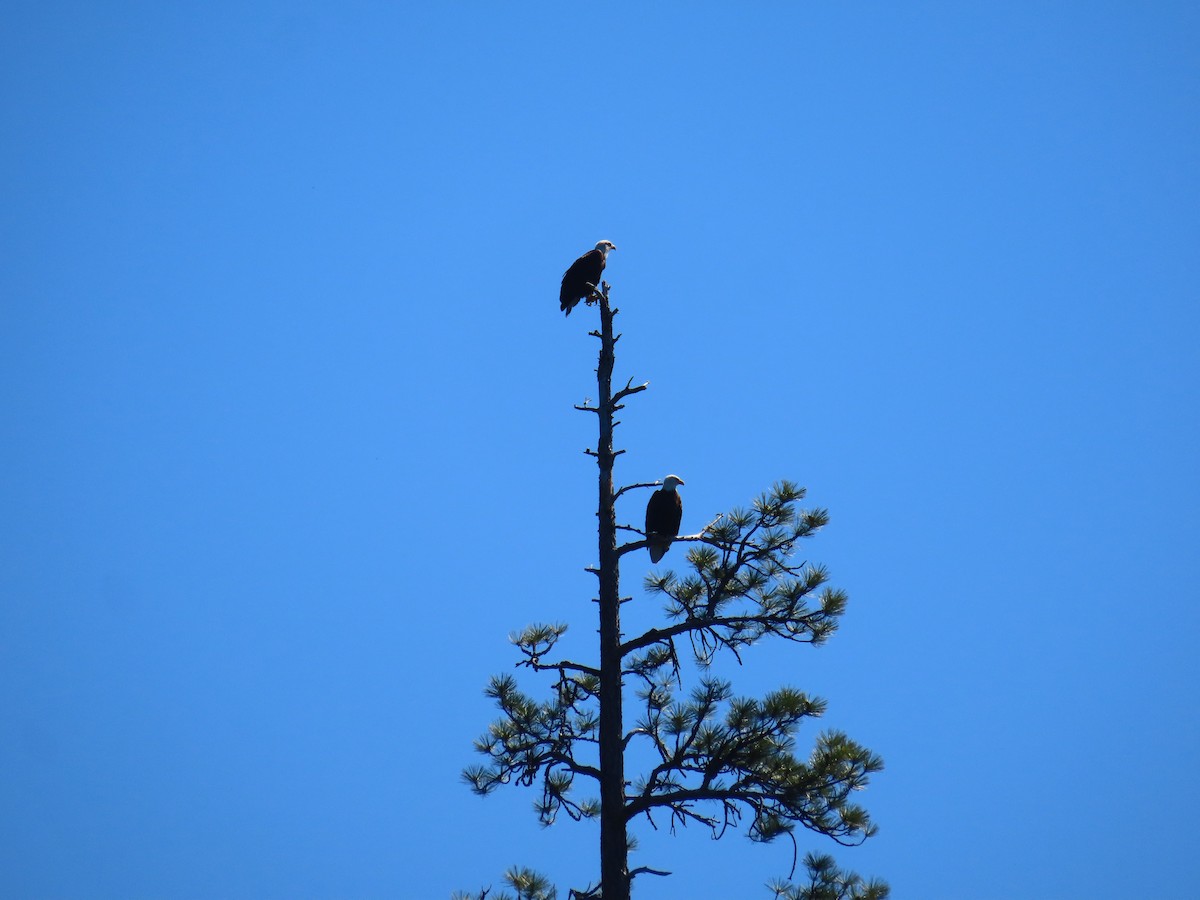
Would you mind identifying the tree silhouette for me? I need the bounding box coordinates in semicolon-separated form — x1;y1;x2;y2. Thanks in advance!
461;284;886;899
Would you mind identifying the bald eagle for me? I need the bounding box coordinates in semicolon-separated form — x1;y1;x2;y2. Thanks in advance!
645;475;685;563
560;240;616;316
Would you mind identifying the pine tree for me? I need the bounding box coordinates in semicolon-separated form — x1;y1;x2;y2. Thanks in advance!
461;283;886;899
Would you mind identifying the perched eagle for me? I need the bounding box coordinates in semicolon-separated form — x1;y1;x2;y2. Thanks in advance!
645;475;685;563
560;240;616;316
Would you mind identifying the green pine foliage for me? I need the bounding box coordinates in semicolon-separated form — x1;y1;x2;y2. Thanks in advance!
464;481;885;893
768;853;892;900
452;866;559;900
463;671;601;825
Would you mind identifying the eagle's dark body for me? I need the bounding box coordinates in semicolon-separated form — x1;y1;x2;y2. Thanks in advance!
645;478;684;564
560;241;615;315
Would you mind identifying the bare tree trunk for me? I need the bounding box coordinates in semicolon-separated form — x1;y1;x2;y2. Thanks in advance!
594;288;629;900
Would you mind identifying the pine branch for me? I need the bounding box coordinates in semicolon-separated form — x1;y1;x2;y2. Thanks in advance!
615;513;725;556
525;658;602;679
617;484;844;667
464;672;602;826
508;622;602;679
619;602;832;658
768;853;891;900
624;687;883;846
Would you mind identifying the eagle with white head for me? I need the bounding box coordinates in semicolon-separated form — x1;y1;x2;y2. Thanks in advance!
645;474;685;563
559;240;616;316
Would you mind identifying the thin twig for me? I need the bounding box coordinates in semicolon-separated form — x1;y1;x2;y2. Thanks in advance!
614;481;661;501
615;524;727;558
629;867;672;880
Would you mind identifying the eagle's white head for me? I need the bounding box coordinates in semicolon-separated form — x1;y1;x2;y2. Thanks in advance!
595;240;617;258
662;474;684;491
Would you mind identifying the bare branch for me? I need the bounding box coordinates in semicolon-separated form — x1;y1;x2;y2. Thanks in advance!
526;658;602;679
613;377;649;404
614;481;661;501
616;520;726;558
629;867;672;880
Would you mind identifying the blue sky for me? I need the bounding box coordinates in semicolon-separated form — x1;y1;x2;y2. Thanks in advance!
2;2;1197;897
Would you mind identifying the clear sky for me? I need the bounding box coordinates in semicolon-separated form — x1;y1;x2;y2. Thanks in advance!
2;2;1198;898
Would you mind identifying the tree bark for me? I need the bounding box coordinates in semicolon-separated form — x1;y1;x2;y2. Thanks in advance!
595;288;629;900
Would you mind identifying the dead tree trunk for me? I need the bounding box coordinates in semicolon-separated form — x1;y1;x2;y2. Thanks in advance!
593;285;628;900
